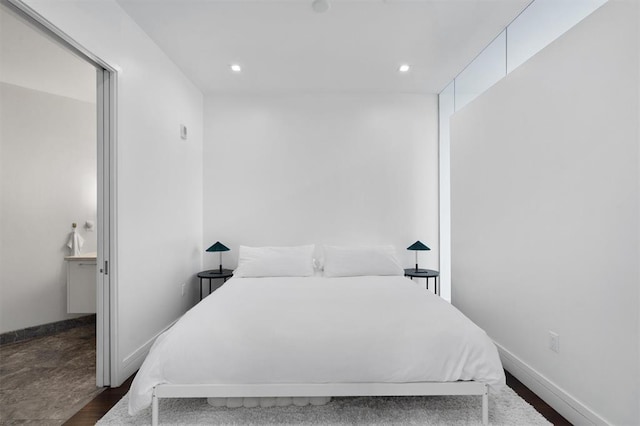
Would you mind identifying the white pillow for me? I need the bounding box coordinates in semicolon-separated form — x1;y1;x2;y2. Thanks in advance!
322;245;404;277
234;245;315;278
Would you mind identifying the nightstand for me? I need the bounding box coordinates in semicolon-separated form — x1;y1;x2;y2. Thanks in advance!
197;269;233;300
404;268;439;296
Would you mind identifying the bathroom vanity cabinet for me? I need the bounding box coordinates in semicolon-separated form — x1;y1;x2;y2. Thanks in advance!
65;252;97;314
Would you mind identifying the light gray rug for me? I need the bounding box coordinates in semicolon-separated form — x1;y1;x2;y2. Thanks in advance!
98;387;551;425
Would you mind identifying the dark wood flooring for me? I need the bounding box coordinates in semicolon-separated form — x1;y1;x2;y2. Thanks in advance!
65;370;572;425
64;374;134;425
506;371;572;425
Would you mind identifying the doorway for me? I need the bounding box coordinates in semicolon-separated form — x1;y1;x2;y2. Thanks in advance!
0;0;116;388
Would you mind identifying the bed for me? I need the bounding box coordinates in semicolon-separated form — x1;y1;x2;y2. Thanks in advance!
128;245;505;425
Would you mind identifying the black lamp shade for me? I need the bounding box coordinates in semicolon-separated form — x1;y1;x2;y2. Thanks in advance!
407;241;430;251
206;241;230;252
206;241;229;273
407;240;430;272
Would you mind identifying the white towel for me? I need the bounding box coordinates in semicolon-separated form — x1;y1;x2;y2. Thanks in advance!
66;229;84;256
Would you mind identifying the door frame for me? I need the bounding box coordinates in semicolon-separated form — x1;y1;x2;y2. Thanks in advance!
4;0;118;387
96;67;117;388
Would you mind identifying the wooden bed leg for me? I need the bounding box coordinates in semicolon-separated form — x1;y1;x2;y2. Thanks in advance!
152;391;159;426
482;386;489;425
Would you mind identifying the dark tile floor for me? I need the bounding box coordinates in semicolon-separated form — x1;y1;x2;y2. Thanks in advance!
0;324;104;425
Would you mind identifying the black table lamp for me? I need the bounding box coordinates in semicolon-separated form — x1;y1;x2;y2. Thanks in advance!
407;240;430;272
206;241;230;273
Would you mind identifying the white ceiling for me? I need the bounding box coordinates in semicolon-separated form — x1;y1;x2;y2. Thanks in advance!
117;0;530;94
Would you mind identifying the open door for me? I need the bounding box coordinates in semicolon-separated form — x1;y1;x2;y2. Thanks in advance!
96;67;116;387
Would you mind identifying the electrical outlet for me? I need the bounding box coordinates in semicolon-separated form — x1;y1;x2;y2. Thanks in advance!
549;331;559;353
181;283;186;296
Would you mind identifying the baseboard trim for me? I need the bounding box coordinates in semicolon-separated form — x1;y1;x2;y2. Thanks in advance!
120;318;180;382
496;342;609;426
0;315;96;345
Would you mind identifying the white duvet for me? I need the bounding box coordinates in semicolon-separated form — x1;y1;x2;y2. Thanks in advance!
129;276;505;414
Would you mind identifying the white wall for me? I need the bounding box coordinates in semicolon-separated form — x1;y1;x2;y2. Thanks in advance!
0;82;96;333
450;2;639;425
23;0;204;385
506;0;607;73
0;4;95;103
0;4;98;333
204;94;439;273
439;0;609;308
454;30;506;111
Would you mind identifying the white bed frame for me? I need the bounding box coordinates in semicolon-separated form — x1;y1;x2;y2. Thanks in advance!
151;381;489;425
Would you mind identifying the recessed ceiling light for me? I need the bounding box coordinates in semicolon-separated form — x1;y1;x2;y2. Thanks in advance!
312;0;330;13
230;64;242;73
399;64;411;73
